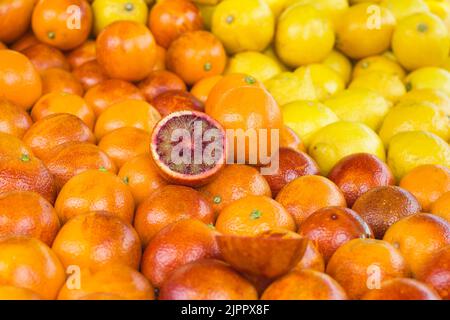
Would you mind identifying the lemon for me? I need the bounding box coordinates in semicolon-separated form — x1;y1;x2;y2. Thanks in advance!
353;55;406;80
275;4;335;67
265;72;317;106
387;130;450;180
197;4;216;30
380;0;429;21
322;50;353;84
263;46;288;71
442;56;450;72
225;51;283;82
92;0;148;35
194;0;221;4
281;100;339;147
405;67;450;95
426;0;450;34
309;121;386;175
392;12;450;70
324;88;392;130
294;64;345;101
212;0;275;54
262;0;289;17
349;71;406;102
397;88;450;115
285;0;349;25
335;3;396;59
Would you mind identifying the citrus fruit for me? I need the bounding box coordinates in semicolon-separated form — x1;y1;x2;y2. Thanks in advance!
190;75;223;104
0;132;33;160
92;0;148;35
322;49;353;84
380;0;429;21
32;0;93;50
265;72;317;106
308;121;386;175
151;90;203;117
286;0;349;25
40;68;84;96
0;99;32;138
295;240;325;272
431;192;450;222
276;175;346;226
361;278;441;300
212;0;274;54
134;185;215;246
392;12;450;70
66;40;97;69
141;219;220;287
398;88;450;116
96;21;157;81
22;43;70;73
352;55;406;80
404;67;450;95
72;60;109;91
149;0;203;49
0;286;42;300
281;101;339;147
276;4;334;67
225;51;283;83
166;30;226;85
55;169;134;224
0;0;36;44
0;50;42;110
349;71;406;102
138;70;187;102
280;126;306;153
387;131;450;180
10;31;39;52
328;153;395;206
417;246;450;300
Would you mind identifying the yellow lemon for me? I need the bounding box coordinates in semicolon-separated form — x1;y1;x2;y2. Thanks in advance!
405;67;450;95
285;0;349;25
262;0;289;17
426;0;450;34
322;50;353;84
397;88;450;115
265;72;317;106
392;12;450;70
281;100;339;147
442;55;450;72
263;46;288;71
308;121;386;175
380;0;429;21
387;130;450;180
349;71;406;102
225;51;283;82
335;3;396;59
379;102;450;145
294;64;345;101
353;55;406;80
324;88;392;130
275;4;335;67
212;0;275;54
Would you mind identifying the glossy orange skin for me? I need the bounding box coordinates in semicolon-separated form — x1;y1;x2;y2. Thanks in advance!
159;259;258;300
200;164;272;214
97;21;157;82
32;0;93;50
0;0;36;44
0;50;42;110
0;286;42;300
152;45;166;71
352;186;422;239
262;270;348;300
0;237;65;300
298;207;374;263
118;154;168;206
295;240;325;272
151;90;203;117
215;195;297;236
0;155;57;204
167;31;227;85
0;42;6;49
52;211;141;270
31;92;95;130
94;99;161;140
10;31;40;52
400;165;450;212
149;0;203;49
72;60;109;91
41;68;84;96
141;219;220;287
58;265;154;300
383;214;450;276
23;113;95;161
45;142;117;189
22;43;70;73
134;185;215;245
0;132;34;160
66;40;96;69
417;246;450;300
361;278;441;300
98;127;151;169
329;153;395;207
138;70;187;102
0;99;32;138
55;170;135;224
84;79;145;117
191;75;223;104
276;175;347;226
79;293;124;300
0;191;60;246
326;238;411;299
264;148;320;196
280;126;306;153
432;191;450;222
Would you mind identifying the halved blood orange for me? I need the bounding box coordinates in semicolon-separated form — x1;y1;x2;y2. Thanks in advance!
150;110;226;187
216;233;307;279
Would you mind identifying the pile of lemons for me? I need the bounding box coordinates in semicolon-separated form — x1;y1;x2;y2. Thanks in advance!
199;0;450;179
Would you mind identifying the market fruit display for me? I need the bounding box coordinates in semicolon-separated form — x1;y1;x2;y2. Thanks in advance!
0;0;449;302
